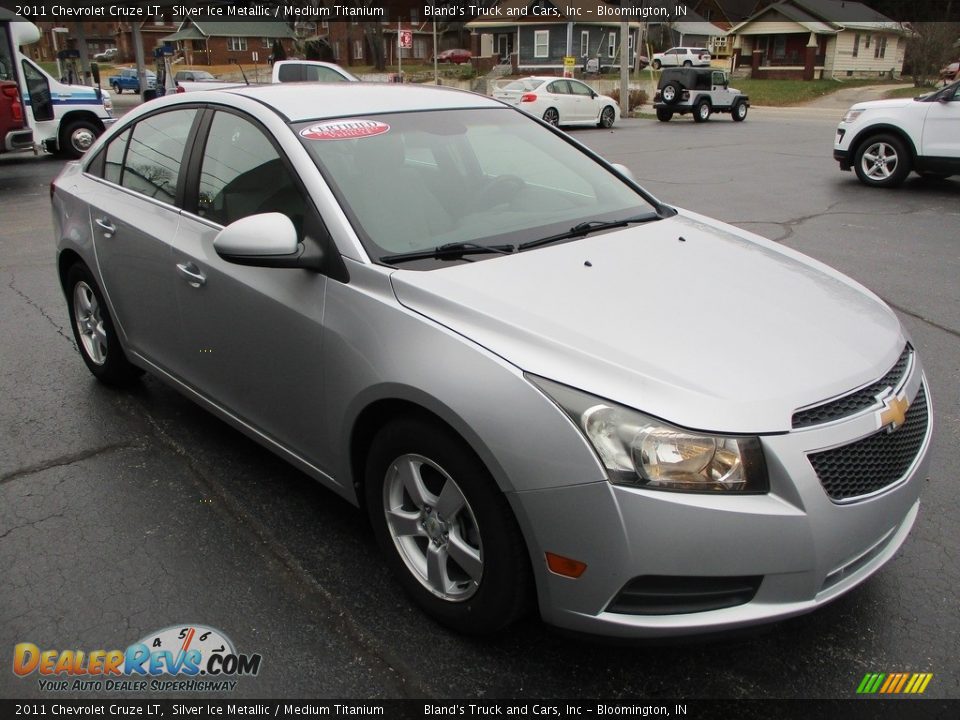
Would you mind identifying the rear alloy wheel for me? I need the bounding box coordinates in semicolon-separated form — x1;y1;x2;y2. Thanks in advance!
598;106;616;128
854;134;911;188
656;107;673;122
65;264;142;385
693;99;712;123
732;101;748;122
542;107;560;126
661;82;682;105
365;416;531;634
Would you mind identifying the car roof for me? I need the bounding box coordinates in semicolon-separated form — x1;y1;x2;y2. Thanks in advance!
221;82;501;122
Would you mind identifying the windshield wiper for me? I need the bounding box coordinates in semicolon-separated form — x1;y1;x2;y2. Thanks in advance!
517;212;662;251
380;242;516;265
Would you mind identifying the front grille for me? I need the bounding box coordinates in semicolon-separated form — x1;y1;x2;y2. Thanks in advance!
606;575;763;616
792;346;911;429
808;385;928;502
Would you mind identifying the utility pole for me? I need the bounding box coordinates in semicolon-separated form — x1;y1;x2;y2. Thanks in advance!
132;21;147;99
619;21;629;118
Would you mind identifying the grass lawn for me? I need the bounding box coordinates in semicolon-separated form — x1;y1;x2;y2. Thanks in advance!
882;85;939;99
731;78;904;106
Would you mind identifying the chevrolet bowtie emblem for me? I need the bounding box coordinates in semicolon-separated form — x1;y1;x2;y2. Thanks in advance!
879;392;909;432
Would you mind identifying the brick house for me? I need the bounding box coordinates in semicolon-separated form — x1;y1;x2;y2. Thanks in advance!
162;20;296;67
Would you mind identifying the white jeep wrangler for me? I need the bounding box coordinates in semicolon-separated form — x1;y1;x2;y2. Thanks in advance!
653;67;749;123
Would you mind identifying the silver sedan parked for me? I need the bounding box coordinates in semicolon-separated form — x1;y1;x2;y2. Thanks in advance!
52;84;932;638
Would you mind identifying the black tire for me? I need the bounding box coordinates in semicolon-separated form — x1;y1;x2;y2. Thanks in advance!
683;60;693;67
656;107;673;122
598;105;616;128
693;99;712;123
732;101;748;122
542;107;560;126
58;119;100;159
853;134;911;188
364;416;532;634
661;81;682;105
111;84;121;94
65;263;142;385
652;59;661;70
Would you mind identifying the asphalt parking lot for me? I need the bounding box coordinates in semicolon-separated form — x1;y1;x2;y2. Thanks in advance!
1;106;957;701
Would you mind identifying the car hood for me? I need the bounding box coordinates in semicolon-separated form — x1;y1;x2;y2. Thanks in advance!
390;211;905;433
849;98;918;112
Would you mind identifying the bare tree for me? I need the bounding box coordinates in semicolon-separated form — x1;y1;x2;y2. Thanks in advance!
901;22;960;86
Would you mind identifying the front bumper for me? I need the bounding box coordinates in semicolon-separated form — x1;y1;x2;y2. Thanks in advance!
834;147;852;170
509;371;932;638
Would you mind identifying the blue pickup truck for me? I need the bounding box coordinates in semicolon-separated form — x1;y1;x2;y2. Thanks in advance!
108;68;156;94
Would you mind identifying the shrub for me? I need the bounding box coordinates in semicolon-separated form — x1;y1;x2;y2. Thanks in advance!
607;88;648;111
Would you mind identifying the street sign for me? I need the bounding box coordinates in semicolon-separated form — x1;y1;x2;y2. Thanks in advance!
563;55;575;78
399;30;413;49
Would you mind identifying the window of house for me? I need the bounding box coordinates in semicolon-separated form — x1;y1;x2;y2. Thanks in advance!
262;38;272;48
773;36;786;59
196;112;306;231
865;34;871;48
852;33;860;57
875;36;886;59
321;21;328;29
608;32;616;58
580;30;589;58
534;30;549;58
332;42;340;60
227;37;247;51
353;40;363;60
121;109;198;205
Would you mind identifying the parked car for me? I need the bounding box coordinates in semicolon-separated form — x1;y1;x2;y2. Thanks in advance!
834;79;959;187
93;47;118;63
108;68;156;94
653;67;750;122
492;76;619;128
176;60;357;93
53;83;932;638
0;79;32;152
174;70;217;83
939;61;959;83
434;48;472;64
652;47;711;69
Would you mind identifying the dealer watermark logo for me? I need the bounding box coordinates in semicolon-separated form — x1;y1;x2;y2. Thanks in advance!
13;624;261;693
857;672;933;695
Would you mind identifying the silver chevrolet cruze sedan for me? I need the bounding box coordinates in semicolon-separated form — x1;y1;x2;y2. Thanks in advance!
52;84;932;638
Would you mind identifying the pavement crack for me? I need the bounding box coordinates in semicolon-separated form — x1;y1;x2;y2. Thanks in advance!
885;299;960;339
0;511;65;540
0;442;138;485
6;274;77;350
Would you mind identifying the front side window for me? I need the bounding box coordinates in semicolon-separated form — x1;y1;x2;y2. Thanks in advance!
296;109;656;265
305;65;350;82
121;108;197;204
104;128;131;185
568;80;593;96
534;30;549;58
196;111;307;232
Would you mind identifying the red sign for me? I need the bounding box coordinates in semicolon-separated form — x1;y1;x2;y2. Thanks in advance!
299;120;391;141
399;31;413;49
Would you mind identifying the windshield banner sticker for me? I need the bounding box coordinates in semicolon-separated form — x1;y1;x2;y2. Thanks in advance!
300;120;390;141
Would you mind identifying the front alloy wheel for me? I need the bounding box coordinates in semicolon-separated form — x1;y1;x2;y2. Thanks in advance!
854;134;911;188
365;417;532;634
599;106;615;128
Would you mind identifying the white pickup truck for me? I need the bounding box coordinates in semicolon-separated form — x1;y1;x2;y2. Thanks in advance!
174;60;358;93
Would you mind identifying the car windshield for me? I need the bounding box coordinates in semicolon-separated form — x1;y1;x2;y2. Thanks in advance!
294;108;657;266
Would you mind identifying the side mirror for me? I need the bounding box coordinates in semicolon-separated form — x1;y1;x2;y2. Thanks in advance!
213;213;322;270
610;163;636;182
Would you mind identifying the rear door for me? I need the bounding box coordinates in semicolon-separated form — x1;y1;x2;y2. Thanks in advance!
86;107;199;371
545;80;575;122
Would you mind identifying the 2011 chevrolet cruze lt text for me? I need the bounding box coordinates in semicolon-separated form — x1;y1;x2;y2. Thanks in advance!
52;84;933;637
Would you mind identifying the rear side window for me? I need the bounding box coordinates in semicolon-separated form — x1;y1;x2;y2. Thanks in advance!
276;64;302;82
121;108;197;203
196;111;307;232
304;65;349;82
104;128;131;185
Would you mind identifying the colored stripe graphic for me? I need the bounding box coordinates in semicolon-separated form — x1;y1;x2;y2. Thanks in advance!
857;672;932;694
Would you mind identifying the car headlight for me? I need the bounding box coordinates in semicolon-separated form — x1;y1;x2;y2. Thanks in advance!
529;375;768;493
842;109;864;123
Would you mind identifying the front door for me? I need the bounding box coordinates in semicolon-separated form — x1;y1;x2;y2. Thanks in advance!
171;109;329;462
921;85;960;161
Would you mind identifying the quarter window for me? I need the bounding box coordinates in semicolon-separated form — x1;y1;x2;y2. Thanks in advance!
196;111;307;232
121;108;197;204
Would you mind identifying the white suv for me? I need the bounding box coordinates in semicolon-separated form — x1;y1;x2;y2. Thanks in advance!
652;47;711;69
834;80;960;187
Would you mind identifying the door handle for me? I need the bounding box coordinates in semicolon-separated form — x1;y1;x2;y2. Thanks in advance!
94;217;116;237
176;262;206;288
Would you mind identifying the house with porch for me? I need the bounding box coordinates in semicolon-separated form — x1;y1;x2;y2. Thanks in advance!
161;20;296;67
728;0;907;79
465;0;641;74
